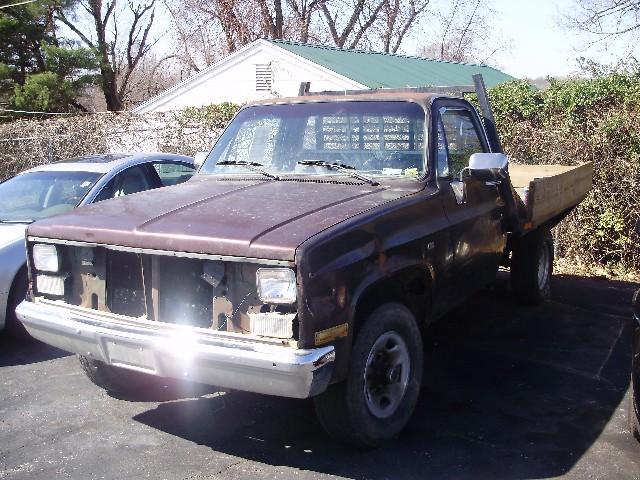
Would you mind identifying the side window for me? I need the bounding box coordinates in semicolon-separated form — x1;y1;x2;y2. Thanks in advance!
93;165;152;202
153;162;196;186
439;109;485;178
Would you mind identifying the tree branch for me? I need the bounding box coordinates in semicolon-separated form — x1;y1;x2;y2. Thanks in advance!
55;8;96;49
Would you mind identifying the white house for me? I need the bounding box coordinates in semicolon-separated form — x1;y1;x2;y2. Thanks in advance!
133;39;514;113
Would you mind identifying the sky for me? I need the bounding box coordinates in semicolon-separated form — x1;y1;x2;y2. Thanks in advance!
476;0;625;79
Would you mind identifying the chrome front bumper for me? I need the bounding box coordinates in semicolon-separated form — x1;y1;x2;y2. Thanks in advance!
16;299;335;399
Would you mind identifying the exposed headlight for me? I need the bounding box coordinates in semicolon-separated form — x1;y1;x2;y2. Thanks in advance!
256;268;297;304
33;244;59;272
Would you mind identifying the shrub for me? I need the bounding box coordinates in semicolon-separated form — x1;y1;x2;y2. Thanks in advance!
490;74;640;272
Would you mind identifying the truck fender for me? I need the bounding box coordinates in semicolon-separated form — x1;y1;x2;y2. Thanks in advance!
349;257;436;332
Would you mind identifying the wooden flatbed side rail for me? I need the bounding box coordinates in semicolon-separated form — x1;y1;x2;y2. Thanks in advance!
510;162;594;229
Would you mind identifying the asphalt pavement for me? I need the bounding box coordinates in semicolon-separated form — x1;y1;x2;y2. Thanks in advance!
1;273;639;479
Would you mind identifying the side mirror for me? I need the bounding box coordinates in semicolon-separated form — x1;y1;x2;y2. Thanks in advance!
194;152;208;169
466;153;508;181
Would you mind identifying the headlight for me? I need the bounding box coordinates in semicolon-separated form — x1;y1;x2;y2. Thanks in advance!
33;244;59;272
256;268;297;304
36;274;65;296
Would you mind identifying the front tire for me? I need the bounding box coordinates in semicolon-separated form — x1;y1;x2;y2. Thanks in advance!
314;303;423;448
511;229;554;305
78;355;154;395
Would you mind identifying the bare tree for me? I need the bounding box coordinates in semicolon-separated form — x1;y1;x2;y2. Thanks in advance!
564;0;640;49
163;0;230;73
559;0;640;57
319;0;387;48
123;54;181;105
164;0;430;71
378;0;430;53
417;0;505;64
287;0;326;42
55;0;157;111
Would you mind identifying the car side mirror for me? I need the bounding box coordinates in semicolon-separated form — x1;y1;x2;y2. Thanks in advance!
194;152;208;169
466;153;508;181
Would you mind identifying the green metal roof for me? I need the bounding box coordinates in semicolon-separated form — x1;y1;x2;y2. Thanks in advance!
271;40;514;89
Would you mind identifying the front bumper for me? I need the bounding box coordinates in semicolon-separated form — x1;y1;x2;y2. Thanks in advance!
16;299;335;399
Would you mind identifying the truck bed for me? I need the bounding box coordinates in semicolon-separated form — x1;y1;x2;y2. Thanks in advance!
510;162;594;230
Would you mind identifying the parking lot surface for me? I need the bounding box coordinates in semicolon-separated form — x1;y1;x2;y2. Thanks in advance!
1;274;639;479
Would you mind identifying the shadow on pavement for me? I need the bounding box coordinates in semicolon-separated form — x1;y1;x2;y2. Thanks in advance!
0;334;71;367
133;274;637;479
109;379;225;403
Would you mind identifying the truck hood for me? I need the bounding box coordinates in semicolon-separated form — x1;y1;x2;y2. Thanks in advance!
27;176;422;261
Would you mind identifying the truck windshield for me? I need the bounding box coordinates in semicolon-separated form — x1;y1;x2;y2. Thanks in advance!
200;101;426;179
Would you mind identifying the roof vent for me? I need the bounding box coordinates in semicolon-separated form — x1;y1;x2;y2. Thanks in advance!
255;64;272;91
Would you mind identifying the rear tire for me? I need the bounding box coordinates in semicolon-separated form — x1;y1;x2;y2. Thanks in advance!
6;268;31;341
629;378;640;441
78;355;154;395
314;303;423;448
511;229;554;305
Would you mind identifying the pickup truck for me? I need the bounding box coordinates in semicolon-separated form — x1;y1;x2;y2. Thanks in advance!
16;82;593;447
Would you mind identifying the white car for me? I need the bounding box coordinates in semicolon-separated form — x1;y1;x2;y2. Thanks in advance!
0;152;195;336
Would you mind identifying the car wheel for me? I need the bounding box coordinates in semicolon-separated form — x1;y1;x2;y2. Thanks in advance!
78;355;154;395
314;303;423;448
629;378;640;441
511;228;554;305
6;267;31;340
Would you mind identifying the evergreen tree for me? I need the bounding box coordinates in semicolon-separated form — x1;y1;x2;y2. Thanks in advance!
0;1;98;113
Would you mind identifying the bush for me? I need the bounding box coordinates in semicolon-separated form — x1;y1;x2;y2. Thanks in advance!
490;75;640;272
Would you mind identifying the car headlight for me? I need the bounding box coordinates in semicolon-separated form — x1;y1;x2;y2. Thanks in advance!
33;244;60;272
256;268;297;304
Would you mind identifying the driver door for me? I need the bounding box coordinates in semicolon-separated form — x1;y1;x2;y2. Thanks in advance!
434;101;506;298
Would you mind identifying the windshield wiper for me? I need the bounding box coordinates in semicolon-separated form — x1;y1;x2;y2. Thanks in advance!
216;160;280;181
296;160;379;186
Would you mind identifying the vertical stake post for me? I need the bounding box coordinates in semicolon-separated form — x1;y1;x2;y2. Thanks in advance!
472;74;503;153
298;82;311;96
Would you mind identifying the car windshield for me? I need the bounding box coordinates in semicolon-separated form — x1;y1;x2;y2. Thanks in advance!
0;170;102;223
200;101;426;179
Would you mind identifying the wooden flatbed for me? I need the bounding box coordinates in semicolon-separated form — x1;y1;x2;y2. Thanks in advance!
510;162;594;230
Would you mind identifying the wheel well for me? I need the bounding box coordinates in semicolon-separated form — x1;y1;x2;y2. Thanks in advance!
7;265;27;315
353;267;432;334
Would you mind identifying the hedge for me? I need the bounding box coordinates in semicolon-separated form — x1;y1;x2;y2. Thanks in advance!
490;75;640;273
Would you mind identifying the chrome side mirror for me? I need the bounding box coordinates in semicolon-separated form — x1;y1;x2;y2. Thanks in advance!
469;153;508;177
194;152;208;169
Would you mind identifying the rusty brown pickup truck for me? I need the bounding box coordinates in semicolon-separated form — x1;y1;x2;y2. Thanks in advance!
17;84;592;447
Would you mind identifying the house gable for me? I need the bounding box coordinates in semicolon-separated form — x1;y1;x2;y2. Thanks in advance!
133;40;365;113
